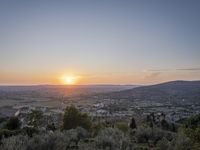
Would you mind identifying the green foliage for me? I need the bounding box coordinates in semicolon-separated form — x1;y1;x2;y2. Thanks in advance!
0;117;8;129
0;129;22;141
157;137;171;150
173;131;192;150
46;123;56;131
1;127;89;150
77;127;90;139
22;127;39;137
1;112;200;150
183;114;200;149
0;127;38;142
160;121;178;132
184;114;200;129
135;126;174;147
161;119;170;130
28;110;43;128
5;117;21;130
0;117;8;124
62;105;92;131
116;122;129;133
130;117;137;129
26;132;66;150
27;129;82;150
95;128;130;150
135;127;152;143
184;126;200;149
92;122;107;137
0;134;29;150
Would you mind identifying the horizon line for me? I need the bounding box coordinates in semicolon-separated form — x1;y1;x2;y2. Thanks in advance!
0;80;199;87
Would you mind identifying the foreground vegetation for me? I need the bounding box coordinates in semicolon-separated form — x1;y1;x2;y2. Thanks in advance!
0;105;199;150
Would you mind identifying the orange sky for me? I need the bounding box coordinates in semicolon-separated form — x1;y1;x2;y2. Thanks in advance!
1;69;200;85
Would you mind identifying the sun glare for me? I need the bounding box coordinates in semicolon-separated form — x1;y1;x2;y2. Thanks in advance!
62;76;76;85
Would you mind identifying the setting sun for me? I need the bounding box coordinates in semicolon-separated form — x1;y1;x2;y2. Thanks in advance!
61;76;77;85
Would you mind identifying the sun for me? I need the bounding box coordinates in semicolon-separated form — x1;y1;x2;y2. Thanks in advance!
59;74;80;85
62;76;75;85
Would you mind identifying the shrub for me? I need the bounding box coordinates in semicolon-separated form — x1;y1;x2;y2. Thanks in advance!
95;128;130;150
135;126;173;147
0;129;22;141
161;119;170;130
183;114;200;149
22;127;39;137
0;135;29;150
5;117;21;130
157;137;171;150
174;131;192;150
46;123;56;131
116;122;129;133
28;110;43;128
135;127;152;143
62;105;92;131
26;132;66;150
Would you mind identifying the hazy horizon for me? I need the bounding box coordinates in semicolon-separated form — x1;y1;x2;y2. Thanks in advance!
0;80;199;87
1;0;200;85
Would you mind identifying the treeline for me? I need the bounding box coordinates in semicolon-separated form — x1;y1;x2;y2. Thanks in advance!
0;105;199;150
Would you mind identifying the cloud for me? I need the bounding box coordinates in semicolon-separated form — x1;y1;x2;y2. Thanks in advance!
147;67;200;72
147;69;171;72
176;68;200;71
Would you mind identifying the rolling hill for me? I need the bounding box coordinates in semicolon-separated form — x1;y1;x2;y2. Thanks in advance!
106;80;200;104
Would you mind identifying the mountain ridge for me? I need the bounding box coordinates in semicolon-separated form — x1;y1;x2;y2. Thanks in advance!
105;80;200;103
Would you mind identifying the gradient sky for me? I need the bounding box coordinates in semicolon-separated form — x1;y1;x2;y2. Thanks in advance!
0;0;200;85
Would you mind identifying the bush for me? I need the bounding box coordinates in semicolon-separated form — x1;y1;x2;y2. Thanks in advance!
22;127;39;137
135;127;152;143
62;105;92;131
0;119;8;130
0;135;29;150
157;137;171;150
183;114;200;149
95;128;130;150
174;131;192;150
135;126;174;147
161;119;170;130
0;129;22;141
28;110;43;128
46;123;56;131
5;117;21;130
26;132;67;150
0;127;90;150
116;122;129;133
92;122;106;137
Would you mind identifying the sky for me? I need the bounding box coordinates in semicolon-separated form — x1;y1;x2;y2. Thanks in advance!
0;0;200;85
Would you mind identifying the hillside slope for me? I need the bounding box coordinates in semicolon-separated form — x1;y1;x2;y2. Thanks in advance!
106;80;200;103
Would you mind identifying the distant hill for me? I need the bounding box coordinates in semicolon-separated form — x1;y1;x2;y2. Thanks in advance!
0;84;138;97
105;80;200;104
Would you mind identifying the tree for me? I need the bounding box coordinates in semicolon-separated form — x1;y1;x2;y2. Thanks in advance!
5;117;21;130
172;123;176;132
183;114;200;149
62;105;92;131
27;110;43;128
129;117;137;129
161;119;170;130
